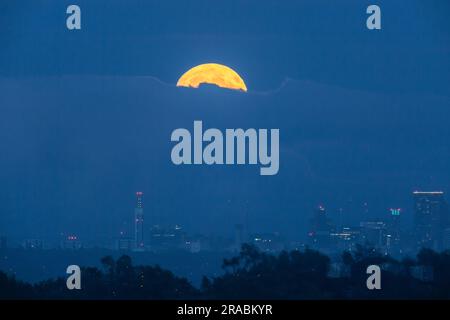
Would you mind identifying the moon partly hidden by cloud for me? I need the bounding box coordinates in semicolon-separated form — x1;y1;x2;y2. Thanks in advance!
177;63;247;92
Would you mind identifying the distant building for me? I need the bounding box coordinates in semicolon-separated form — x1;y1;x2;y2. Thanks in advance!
386;208;402;255
116;237;134;251
252;232;285;252
413;191;449;251
134;192;145;250
23;239;44;250
330;226;361;251
308;205;335;250
360;221;387;248
149;224;185;250
185;240;202;253
61;235;82;250
184;233;216;253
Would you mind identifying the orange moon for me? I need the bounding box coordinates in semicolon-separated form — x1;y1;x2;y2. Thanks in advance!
176;63;247;92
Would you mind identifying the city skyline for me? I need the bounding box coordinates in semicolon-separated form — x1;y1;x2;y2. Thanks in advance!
2;189;448;254
1;0;449;302
1;1;450;243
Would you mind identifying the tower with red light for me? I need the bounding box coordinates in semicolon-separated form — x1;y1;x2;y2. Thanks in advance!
134;192;145;250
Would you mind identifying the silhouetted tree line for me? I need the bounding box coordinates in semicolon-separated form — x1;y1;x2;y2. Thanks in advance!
1;244;450;299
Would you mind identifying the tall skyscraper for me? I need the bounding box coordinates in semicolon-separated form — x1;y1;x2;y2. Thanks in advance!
134;192;145;250
308;205;334;249
413;191;449;251
387;208;402;253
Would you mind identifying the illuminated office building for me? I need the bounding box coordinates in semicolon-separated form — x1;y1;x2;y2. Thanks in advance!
413;191;449;251
386;208;402;254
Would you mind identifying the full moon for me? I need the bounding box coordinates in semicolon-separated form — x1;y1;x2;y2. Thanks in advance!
176;63;247;92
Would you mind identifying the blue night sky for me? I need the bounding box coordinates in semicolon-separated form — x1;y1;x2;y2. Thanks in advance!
0;0;449;242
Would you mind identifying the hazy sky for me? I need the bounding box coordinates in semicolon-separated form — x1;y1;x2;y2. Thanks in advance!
0;0;449;241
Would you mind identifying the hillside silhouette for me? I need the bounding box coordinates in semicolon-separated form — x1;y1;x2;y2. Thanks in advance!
1;245;450;299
